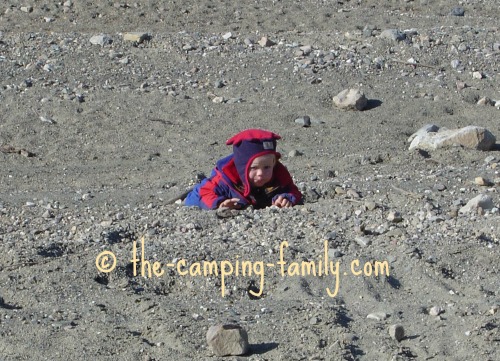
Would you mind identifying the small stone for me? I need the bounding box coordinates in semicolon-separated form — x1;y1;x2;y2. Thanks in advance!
182;44;196;51
40;115;56;124
347;189;360;198
300;45;312;55
474;177;493;186
380;29;406;42
214;80;224;89
387;211;403;223
389;324;405;341
489;305;499;315
364;201;377;211
212;96;225;103
20;6;33;13
288;150;302;157
42;210;53;219
222;32;233;40
451;59;462;69
429;306;444;316
100;220;113;227
90;35;112;46
484;156;496;164
367;312;388;321
243;38;254;46
354;236;371;248
332;89;368;111
335;187;346;195
450;7;465;16
294;116;311;127
123;32;149;43
310;316;320;325
206;324;249;357
258;36;276;47
192;313;203;321
477;97;493;106
472;71;483;80
435;184;447;191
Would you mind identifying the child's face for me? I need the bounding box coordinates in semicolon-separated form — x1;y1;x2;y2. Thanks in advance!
248;154;276;187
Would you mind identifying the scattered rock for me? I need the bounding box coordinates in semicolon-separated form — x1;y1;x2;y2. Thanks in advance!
387;211;403;223
472;71;483;80
206;324;249;356
258;36;276;47
367;312;388;321
380;29;406;41
123;32;150;43
477;97;493;106
474;177;493;186
332;89;368;111
364;200;377;211
389;324;405;341
20;6;33;13
288;149;302;157
409;125;496;151
429;306;444;316
355;236;371;248
90;35;112;46
294;116;311;127
459;194;494;213
450;7;465;17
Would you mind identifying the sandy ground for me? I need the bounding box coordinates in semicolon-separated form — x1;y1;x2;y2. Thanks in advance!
1;1;499;360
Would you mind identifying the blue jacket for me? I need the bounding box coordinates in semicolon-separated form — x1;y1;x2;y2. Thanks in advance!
185;154;302;209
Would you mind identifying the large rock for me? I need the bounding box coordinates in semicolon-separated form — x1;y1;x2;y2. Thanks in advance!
409;125;496;151
206;324;249;356
332;89;368;111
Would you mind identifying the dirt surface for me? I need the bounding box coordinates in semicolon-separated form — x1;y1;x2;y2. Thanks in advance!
1;1;499;360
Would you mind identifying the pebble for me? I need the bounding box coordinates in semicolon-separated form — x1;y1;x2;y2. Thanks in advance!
387;211;403;223
222;32;233;40
364;201;377;211
123;32;149;43
450;7;465;16
451;59;462;69
347;189;360;199
477;97;493;106
474;177;492;186
380;29;406;42
90;35;112;46
206;324;249;356
20;6;33;13
294;116;311;127
367;312;388;321
429;306;444;316
388;324;405;341
472;71;483;80
435;184;447;191
288;149;302;157
258;37;276;47
354;236;371;248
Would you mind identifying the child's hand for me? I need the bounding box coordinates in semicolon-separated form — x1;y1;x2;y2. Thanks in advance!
272;195;292;208
218;198;242;209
